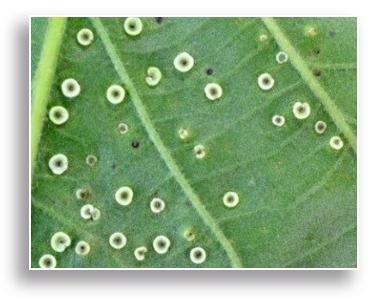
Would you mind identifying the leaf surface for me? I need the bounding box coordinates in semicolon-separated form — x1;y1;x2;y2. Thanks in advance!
31;17;357;268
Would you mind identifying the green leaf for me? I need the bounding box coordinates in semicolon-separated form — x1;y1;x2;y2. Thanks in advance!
31;17;357;268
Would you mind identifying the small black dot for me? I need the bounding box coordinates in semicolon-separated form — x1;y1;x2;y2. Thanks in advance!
313;47;321;55
155;17;163;24
132;140;140;148
312;69;322;78
206;68;214;75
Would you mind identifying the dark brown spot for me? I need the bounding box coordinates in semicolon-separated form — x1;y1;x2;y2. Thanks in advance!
132;140;140;148
180;59;188;66
155;17;163;24
54;111;62;118
227;195;234;203
79;188;90;199
67;83;74;91
129;22;136;29
206;68;213;75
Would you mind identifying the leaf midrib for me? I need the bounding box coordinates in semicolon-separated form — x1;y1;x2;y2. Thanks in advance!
262;17;357;153
90;17;242;268
31;17;67;173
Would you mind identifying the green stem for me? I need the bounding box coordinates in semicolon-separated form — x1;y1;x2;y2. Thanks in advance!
262;17;357;153
31;17;67;173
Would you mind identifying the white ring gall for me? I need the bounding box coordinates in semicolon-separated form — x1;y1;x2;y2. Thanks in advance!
118;123;129;134
134;246;148;261
91;208;101;221
173;52;194;73
80;204;93;219
257;73;275;91
314;121;327;134
86;154;98;167
38;254;57;268
329;136;344;150
305;26;317;38
153;235;171;254
76;28;94;46
115;186;133;206
275;51;288;64
178;128;189;140
190;247;207;264
50;231;71;253
272;115;285;127
75;187;90;200
109;232;127;249
124;17;143;36
183;229;195;241
150;197;165;214
106;84;125;104
49;106;69;125
259;34;268;42
292;102;311;120
80;204;101;221
145;66;162;87
75;241;90;256
223;191;239;208
204;83;223;101
61;78;80;98
193;144;206;159
48;153;68;175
